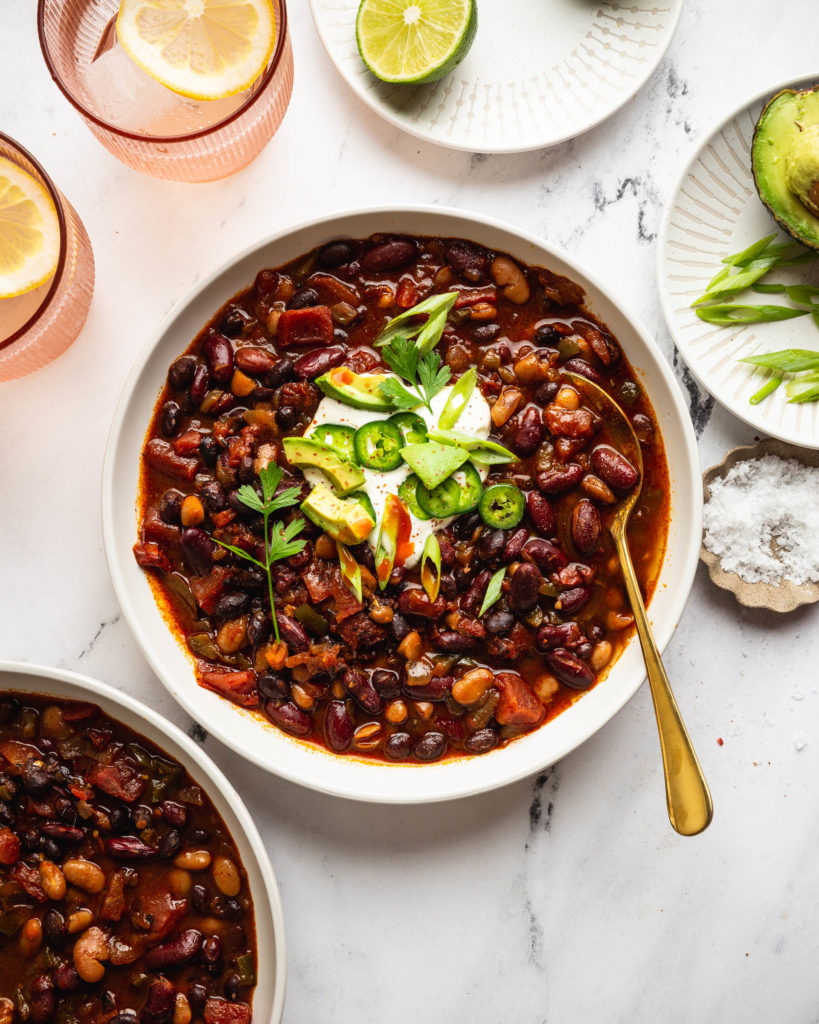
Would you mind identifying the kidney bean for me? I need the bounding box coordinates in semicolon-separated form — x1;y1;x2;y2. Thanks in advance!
29;975;55;1024
181;527;214;576
430;630;479;653
265;700;311;736
555;586;592;614
204;334;234;384
361;239;417;272
509;562;542;612
536;463;583;495
324;701;354;752
212;592;248;620
257;672;289;702
158;801;186;828
42;908;66;950
545;648;595;690
345;669;384;716
512;407;544;456
445;240;488;281
478;529;507;561
461;569;491;616
397;589;446;619
267;356;295;386
523;538;568;574
385;732;412;759
404;676;453;701
40;822;83;843
371;669;401;699
293;345;346;380
631;412;654;443
190;363;210;405
526;491;556;537
571;498;601;555
160;401;181;437
562;357;605;387
105;836;157;860
437;534;456;569
592;445;639;493
473;323;501;342
318;240;356;268
142;977;176;1024
234;347;276;375
275;611;309;652
168;355;196;389
464;729;498;754
536;622;582;651
503;527;529;561
53;963;80;992
146;929;203;971
288;287;319;310
413;732;446;761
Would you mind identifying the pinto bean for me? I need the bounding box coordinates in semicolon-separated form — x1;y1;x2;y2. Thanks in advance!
513;407;544;456
536;463;583;495
591;445;639;493
526;492;556;537
545;648;595;690
509;562;542;612
571;499;601;555
73;926;108;983
491;255;530;304
292;346;346;380
490;386;522;427
523;538;568;574
581;474;616;505
361;239;417;272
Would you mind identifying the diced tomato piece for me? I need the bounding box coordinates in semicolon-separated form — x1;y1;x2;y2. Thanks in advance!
201;671;259;708
62;701;99;721
494;673;545;726
88;760;145;803
454;286;498;308
173;429;203;456
12;862;47;902
144;439;199;481
205;999;252;1024
189;567;233;614
211;509;236;529
129;888;188;941
277;305;333;347
0;827;20;865
133;541;172;572
100;870;128;922
0;739;40;767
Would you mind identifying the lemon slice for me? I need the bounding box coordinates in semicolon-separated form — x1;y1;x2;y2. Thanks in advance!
356;0;477;85
0;157;60;301
116;0;277;101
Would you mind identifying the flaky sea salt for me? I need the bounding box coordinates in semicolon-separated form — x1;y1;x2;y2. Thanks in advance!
703;455;819;585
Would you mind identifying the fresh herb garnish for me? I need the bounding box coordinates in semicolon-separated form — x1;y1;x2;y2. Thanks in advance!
212;462;305;645
378;332;452;414
478;567;506;617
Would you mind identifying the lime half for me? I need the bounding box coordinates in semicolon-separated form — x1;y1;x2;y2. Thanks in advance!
356;0;478;85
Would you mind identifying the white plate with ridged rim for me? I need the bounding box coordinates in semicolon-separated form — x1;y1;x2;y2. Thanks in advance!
308;0;683;153
103;205;702;805
0;661;286;1023
657;74;819;449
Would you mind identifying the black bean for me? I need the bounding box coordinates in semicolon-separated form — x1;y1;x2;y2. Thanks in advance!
159;489;183;524
42;909;66;950
371;669;401;699
534;323;561;346
109;806;132;834
267;357;295;386
214;592;249;619
199;434;219;467
257;672;290;702
198;480;226;513
237;455;255;485
287;287;319;309
168;355;196;389
390;612;411;642
159;829;182;860
472;323;501;341
413;732;447;762
535;381;559;405
22;758;51;796
484;609;514;634
201;934;222;971
220;309;248;337
453;511;481;539
41;837;61;861
188;985;208;1016
160;401;181;437
275;405;296;429
464;728;498;754
385;732;412;760
191;885;208;914
478;528;507;561
224;973;242;1002
318;240;356;268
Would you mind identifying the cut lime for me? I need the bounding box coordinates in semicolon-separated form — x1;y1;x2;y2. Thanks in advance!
356;0;477;85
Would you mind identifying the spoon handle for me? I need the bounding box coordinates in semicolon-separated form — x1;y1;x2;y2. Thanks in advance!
613;530;713;836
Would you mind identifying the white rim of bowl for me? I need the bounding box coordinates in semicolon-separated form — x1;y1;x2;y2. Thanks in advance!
656;70;819;445
102;204;702;803
306;0;684;154
0;659;287;1023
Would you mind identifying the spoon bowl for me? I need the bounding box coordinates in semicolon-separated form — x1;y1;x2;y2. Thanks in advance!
566;371;714;836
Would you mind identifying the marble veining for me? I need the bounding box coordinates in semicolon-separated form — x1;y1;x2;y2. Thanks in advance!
1;0;818;1020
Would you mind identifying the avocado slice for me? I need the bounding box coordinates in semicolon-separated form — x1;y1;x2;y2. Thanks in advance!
282;437;365;496
400;441;471;490
316;367;395;411
753;85;819;250
301;483;376;544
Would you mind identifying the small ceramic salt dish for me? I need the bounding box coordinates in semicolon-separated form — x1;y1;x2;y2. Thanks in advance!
701;439;819;613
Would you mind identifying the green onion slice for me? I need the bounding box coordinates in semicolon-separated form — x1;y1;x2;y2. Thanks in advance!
420;534;442;603
438;367;476;430
696;304;810;325
337;542;363;603
478;567;506;618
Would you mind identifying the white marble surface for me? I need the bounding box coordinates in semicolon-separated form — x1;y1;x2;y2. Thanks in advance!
2;2;819;1021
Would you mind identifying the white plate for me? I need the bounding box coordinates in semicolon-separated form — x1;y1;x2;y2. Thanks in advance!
308;0;683;153
658;74;819;449
103;205;702;804
0;661;286;1022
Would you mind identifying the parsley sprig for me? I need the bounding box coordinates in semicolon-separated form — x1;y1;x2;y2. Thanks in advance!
378;333;452;414
213;462;305;645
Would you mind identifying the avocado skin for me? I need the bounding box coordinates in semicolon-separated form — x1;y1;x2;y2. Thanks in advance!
752;85;819;251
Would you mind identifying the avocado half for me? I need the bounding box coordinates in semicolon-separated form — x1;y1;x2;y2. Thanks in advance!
752;85;819;251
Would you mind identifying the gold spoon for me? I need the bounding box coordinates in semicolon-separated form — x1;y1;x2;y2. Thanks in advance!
566;372;713;836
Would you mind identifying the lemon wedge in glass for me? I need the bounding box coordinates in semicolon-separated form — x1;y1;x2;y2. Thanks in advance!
116;0;277;101
0;157;60;300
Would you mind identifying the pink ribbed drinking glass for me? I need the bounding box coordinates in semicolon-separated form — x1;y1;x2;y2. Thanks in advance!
0;134;94;381
38;0;293;183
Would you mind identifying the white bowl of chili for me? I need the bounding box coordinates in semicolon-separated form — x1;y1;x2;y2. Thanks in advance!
0;661;286;1022
102;206;702;804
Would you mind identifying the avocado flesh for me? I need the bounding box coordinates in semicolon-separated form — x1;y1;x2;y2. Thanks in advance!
753;86;819;250
316;369;394;411
282;437;365;496
301;483;375;545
